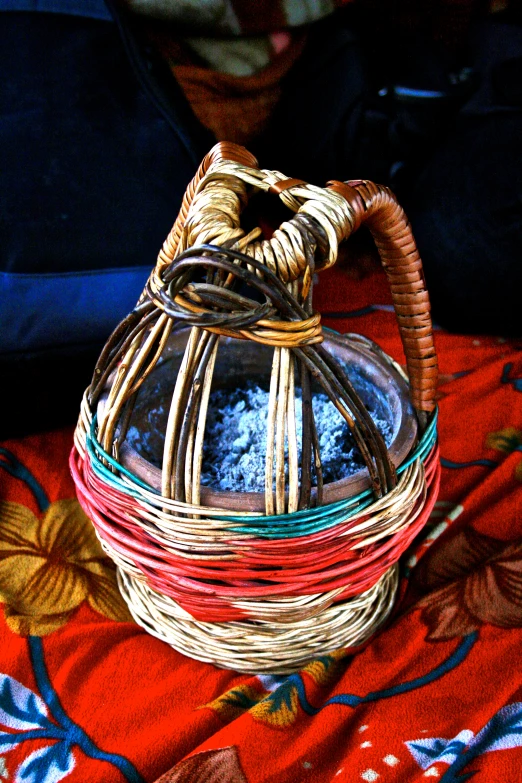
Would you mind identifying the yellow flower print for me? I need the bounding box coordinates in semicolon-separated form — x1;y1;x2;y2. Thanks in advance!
250;652;347;728
302;648;347;686
485;427;522;453
200;650;349;729
200;683;267;725
0;498;132;636
250;680;300;728
485;428;522;482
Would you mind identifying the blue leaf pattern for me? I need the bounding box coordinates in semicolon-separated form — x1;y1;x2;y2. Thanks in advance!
15;744;75;783
473;702;522;754
0;730;24;755
0;640;144;783
406;731;474;769
0;674;51;731
406;702;522;779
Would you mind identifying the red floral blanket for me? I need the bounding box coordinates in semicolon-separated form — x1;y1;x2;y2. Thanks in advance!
1;267;521;783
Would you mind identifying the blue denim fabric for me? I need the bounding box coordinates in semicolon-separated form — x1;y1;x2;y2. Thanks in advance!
0;0;111;20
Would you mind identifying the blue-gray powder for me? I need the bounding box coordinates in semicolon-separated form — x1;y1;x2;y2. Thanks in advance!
127;382;392;492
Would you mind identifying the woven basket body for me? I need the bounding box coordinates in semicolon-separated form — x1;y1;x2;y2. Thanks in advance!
72;142;440;673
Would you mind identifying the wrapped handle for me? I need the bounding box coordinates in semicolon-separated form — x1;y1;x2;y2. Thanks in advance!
156;142;438;420
327;180;437;417
157;142;258;268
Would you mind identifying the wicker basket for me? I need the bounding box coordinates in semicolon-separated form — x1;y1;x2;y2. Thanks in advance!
72;142;439;674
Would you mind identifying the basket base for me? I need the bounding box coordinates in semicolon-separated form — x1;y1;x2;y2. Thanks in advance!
117;566;399;675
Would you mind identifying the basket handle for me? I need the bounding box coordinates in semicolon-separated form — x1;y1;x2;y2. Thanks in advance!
157;142;259;267
157;142;437;420
326;180;437;418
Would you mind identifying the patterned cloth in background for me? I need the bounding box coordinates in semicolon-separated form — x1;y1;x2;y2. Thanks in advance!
126;0;351;143
124;0;346;35
125;1;350;145
123;0;520;145
144;24;307;144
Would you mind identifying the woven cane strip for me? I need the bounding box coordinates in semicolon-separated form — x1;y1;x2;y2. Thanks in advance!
74;406;436;538
158;143;259;269
151;160;358;296
80;433;432;554
144;245;398;503
71;410;439;623
75;449;438;621
117;565;398;674
73;405;436;539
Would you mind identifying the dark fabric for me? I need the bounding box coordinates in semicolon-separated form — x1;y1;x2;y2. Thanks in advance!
253;15;367;186
404;19;522;335
257;10;522;336
0;0;111;20
0;10;211;278
405;111;522;335
254;5;474;186
0;6;213;437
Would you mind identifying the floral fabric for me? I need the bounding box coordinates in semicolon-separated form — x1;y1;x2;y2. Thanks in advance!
1;266;522;782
